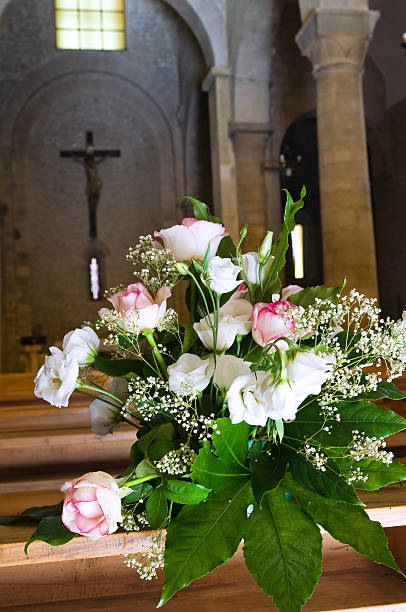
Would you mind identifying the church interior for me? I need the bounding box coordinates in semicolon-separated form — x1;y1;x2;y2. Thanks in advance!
1;0;406;610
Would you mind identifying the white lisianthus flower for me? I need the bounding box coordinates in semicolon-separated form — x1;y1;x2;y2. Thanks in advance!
227;371;270;426
193;297;253;351
210;354;252;390
242;252;273;285
62;326;100;367
227;350;335;426
206;256;242;294
168;353;214;396
89;378;128;436
34;347;79;408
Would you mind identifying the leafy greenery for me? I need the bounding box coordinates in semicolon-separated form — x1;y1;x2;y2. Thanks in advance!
243;477;322;612
288;284;342;308
24;516;76;554
146;486;168;529
0;502;63;525
289;454;361;505
249;445;287;506
163;480;211;505
335;457;406;491
286;474;402;574
123;482;153;504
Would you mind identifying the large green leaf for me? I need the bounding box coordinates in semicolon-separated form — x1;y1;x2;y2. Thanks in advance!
163;480;211;505
94;354;144;377
335;457;406;491
158;480;252;607
286;400;406;447
25;516;75;554
137;423;176;455
285;474;402;574
359;380;406;401
250;448;287;506
192;418;250;492
289;453;361;505
288;284;342;308
146;486;167;529
243;479;322;612
0;502;63;526
262;187;306;300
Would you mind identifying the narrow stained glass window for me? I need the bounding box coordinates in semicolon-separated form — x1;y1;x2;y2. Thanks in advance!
55;0;126;50
90;257;100;300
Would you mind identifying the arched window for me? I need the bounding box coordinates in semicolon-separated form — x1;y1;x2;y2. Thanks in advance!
55;0;126;50
280;116;323;287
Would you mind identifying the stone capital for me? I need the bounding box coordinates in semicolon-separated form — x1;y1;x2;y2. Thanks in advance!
201;67;231;92
295;8;379;75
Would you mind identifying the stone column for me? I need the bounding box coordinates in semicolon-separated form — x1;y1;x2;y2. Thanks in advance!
229;122;273;251
202;68;240;243
296;8;379;296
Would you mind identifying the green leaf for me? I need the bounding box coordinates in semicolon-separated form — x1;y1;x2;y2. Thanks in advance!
135;459;158;478
182;324;198;353
250;451;287;506
146;486;168;529
335;457;406;491
243;479;322;612
359;380;406;401
289;454;361;505
192;418;250;492
286;400;406;447
163;480;211;505
286;473;402;574
187;196;221;223
123;482;153;504
94;354;143;377
25;516;75;554
262;188;305;299
288;284;342;308
149;440;179;462
159;480;252;607
137;423;176;454
0;502;63;526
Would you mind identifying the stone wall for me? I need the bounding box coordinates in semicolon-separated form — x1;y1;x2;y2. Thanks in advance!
0;0;210;371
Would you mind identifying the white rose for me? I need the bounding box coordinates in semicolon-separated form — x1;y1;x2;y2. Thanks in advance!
62;326;100;367
227;371;270;426
89;378;128;436
34;347;79;408
210;354;252;390
154;218;226;262
207;256;242;294
193;297;253;351
168;353;214;396
227;350;335;425
242;252;273;285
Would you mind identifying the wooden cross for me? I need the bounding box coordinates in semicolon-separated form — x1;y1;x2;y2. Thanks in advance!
60;131;121;239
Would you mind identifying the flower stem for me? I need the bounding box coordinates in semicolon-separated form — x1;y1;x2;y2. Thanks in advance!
124;473;161;487
143;332;168;378
75;383;125;405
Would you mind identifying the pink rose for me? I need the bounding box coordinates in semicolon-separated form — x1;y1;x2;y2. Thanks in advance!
281;285;303;300
252;300;297;347
99;283;171;333
154;217;227;262
61;471;122;540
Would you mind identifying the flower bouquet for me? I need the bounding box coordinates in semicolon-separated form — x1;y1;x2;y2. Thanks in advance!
3;189;406;612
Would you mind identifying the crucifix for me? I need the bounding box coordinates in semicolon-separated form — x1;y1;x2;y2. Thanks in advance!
60;131;121;239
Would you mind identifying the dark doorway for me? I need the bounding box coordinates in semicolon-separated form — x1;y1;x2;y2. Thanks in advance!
280;116;323;287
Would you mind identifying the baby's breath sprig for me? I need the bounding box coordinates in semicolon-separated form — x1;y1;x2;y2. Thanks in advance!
124;531;165;580
127;235;178;294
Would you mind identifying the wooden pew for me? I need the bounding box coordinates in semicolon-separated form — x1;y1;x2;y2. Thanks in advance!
0;485;405;611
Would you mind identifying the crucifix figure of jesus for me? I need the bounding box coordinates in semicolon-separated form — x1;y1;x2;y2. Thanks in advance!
60;131;121;239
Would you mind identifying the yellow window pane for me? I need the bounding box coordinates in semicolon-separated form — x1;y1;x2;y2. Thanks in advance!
292;224;304;279
80;29;103;49
102;11;124;30
79;0;100;9
102;0;123;10
55;10;79;29
56;29;80;49
80;10;101;29
55;0;77;9
102;30;125;50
